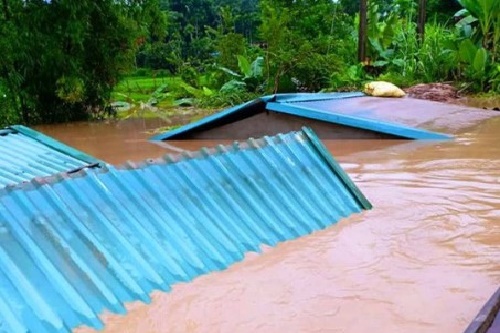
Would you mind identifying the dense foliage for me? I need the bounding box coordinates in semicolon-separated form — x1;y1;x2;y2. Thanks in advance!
0;0;166;125
1;0;499;125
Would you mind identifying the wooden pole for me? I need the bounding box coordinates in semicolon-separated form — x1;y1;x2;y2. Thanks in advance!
358;0;367;63
417;0;427;43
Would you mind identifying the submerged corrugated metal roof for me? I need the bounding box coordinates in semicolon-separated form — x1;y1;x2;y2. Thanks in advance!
0;125;103;188
0;127;371;333
149;92;451;141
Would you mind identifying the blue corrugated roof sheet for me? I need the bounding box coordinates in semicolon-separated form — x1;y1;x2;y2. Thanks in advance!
463;286;500;333
0;127;371;333
0;125;103;188
149;92;451;141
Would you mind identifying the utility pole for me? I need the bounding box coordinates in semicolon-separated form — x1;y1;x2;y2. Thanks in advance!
417;0;427;43
358;0;367;63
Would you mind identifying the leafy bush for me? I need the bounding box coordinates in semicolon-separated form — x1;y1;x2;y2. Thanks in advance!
330;64;373;91
197;91;259;108
416;23;458;82
0;82;19;127
180;64;199;88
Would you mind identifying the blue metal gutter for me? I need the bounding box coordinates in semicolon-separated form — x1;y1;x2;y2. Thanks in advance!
0;127;371;333
272;92;365;103
0;125;104;188
267;102;451;140
149;92;451;141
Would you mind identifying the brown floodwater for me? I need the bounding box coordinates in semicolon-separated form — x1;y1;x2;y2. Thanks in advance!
457;96;500;110
35;117;415;163
35;114;500;333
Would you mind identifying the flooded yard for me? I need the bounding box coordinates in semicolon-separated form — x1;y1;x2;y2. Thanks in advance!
35;111;500;333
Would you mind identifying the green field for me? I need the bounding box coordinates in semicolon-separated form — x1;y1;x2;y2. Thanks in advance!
110;75;219;121
111;76;186;105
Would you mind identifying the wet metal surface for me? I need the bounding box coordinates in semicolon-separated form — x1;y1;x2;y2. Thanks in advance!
0;127;371;333
463;286;500;333
153;111;404;141
266;100;450;139
0;125;102;188
300;96;499;134
33;114;499;333
150;94;462;141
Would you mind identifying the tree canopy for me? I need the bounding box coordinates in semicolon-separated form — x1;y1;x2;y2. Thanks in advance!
1;0;165;123
0;0;498;126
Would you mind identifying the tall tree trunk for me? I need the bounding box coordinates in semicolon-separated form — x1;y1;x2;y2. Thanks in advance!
417;0;427;44
358;0;367;63
2;0;10;20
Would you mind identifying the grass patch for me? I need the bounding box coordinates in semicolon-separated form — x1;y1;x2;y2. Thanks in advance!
112;76;185;103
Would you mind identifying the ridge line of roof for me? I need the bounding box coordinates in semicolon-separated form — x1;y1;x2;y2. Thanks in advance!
8;125;104;165
301;126;372;210
149;98;268;141
267;102;452;140
148;93;365;141
0;128;317;194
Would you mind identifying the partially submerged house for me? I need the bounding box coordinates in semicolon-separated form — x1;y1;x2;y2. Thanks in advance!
150;93;498;141
0;125;103;188
0;127;371;333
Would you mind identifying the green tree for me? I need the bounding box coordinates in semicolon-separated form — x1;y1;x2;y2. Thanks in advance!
0;0;164;124
258;0;354;92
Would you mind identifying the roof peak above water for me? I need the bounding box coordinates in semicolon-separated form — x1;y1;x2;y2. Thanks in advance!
149;92;454;141
0;127;371;333
1;126;370;210
0;125;104;188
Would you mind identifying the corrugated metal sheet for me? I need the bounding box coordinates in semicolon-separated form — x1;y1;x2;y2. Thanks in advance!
149;92;451;141
0;127;371;333
0;125;103;188
463;286;500;333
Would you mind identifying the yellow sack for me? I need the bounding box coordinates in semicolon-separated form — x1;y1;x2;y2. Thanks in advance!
364;81;406;98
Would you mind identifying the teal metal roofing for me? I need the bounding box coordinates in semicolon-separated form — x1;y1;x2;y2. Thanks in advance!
149;92;451;141
0;125;102;188
463;286;500;333
0;127;371;333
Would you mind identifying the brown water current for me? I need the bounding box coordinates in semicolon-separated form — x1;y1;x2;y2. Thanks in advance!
36;115;500;333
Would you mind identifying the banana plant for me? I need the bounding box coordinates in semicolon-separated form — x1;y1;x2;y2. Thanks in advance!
362;4;399;65
458;39;490;90
490;64;500;92
456;0;500;59
218;55;265;93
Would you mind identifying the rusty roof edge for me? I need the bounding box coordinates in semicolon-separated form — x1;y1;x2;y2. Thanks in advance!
8;125;105;166
301;126;372;210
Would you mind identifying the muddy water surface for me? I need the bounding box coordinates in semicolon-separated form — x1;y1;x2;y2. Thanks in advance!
35;118;411;163
458;96;500;110
36;116;500;333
